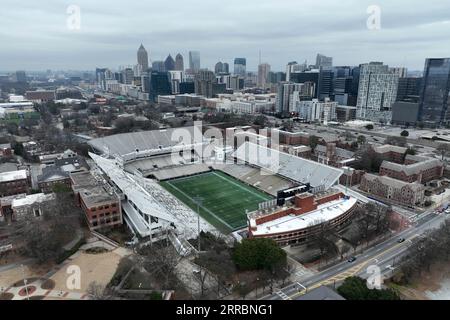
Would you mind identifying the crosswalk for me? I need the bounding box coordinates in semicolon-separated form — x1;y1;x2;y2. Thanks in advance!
276;290;291;300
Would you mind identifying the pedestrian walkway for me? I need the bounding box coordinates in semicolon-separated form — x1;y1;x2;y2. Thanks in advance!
1;278;90;300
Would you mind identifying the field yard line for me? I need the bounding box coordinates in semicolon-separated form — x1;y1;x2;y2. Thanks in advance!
212;171;270;201
166;181;235;230
168;171;213;183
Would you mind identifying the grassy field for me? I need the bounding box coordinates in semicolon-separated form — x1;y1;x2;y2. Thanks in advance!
160;171;273;233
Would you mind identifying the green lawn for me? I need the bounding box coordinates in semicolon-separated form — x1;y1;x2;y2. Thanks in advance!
160;171;273;233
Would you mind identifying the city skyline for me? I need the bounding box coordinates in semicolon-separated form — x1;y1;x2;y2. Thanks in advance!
1;0;450;71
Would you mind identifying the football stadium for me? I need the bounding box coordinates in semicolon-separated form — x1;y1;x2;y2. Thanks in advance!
87;126;356;250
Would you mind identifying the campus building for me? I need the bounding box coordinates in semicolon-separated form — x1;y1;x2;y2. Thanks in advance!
360;173;425;206
371;145;407;164
379;156;444;184
0;170;30;197
248;190;358;246
70;171;123;231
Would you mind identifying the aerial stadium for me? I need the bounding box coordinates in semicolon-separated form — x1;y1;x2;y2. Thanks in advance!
87;126;358;250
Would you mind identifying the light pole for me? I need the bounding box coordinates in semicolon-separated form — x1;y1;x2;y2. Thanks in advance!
21;264;30;300
193;196;204;252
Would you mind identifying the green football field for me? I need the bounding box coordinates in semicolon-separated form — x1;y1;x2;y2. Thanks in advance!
160;171;273;233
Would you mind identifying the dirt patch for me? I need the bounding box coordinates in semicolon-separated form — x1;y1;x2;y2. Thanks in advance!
41;279;56;290
0;292;14;300
50;249;122;293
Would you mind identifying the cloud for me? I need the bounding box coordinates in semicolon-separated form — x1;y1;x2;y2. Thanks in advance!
0;0;449;71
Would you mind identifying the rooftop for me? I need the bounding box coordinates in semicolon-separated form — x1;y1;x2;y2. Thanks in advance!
88;126;201;159
363;173;424;192
11;193;55;208
380;158;442;176
0;169;28;183
373;144;407;154
250;196;357;236
296;286;345;300
233;142;343;189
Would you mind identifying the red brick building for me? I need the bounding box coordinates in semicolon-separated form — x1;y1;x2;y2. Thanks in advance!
0;143;13;157
248;190;358;246
70;171;123;230
0;170;30;197
371;145;407;164
379;158;443;183
360;173;425;206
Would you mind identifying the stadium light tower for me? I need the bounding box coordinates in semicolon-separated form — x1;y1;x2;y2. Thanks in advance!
192;196;204;252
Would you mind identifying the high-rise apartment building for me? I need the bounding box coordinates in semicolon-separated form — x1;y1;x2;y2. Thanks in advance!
276;82;304;114
356;62;399;123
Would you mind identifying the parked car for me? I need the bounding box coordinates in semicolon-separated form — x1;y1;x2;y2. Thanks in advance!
397;238;406;243
347;256;357;263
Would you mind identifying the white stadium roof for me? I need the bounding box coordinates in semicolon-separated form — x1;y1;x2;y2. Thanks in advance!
88;127;200;158
89;152;176;224
233;142;343;190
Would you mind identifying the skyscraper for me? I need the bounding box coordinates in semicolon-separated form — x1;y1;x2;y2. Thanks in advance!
189;51;200;72
164;54;176;71
418;58;450;126
356;62;399;123
152;61;165;72
122;68;134;85
215;62;224;74
175;53;184;71
234;58;246;76
257;63;271;88
316;54;333;69
318;68;334;99
223;63;230;74
276;82;304;114
286;61;307;82
396;77;422;101
149;71;171;102
15;70;27;83
137;44;149;72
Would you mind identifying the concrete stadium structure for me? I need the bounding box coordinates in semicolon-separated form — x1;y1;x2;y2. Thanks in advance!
88;127;358;248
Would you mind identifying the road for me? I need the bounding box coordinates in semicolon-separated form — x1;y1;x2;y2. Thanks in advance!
262;211;449;300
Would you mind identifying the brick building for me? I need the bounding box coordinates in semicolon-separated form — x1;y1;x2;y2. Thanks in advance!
371;145;407;164
379;157;443;183
315;143;355;168
248;190;358;246
70;171;123;231
0;143;13;157
339;167;365;187
0;170;30;197
360;173;425;206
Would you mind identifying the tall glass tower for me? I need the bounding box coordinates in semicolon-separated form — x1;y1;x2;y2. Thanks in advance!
418;58;450;126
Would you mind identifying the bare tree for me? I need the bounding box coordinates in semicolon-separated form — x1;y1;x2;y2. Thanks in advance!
141;243;182;290
87;281;113;300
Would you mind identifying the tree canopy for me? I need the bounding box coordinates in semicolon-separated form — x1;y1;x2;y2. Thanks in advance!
232;238;286;271
337;277;400;300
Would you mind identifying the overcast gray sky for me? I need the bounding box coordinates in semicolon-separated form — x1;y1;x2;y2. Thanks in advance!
1;0;449;72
